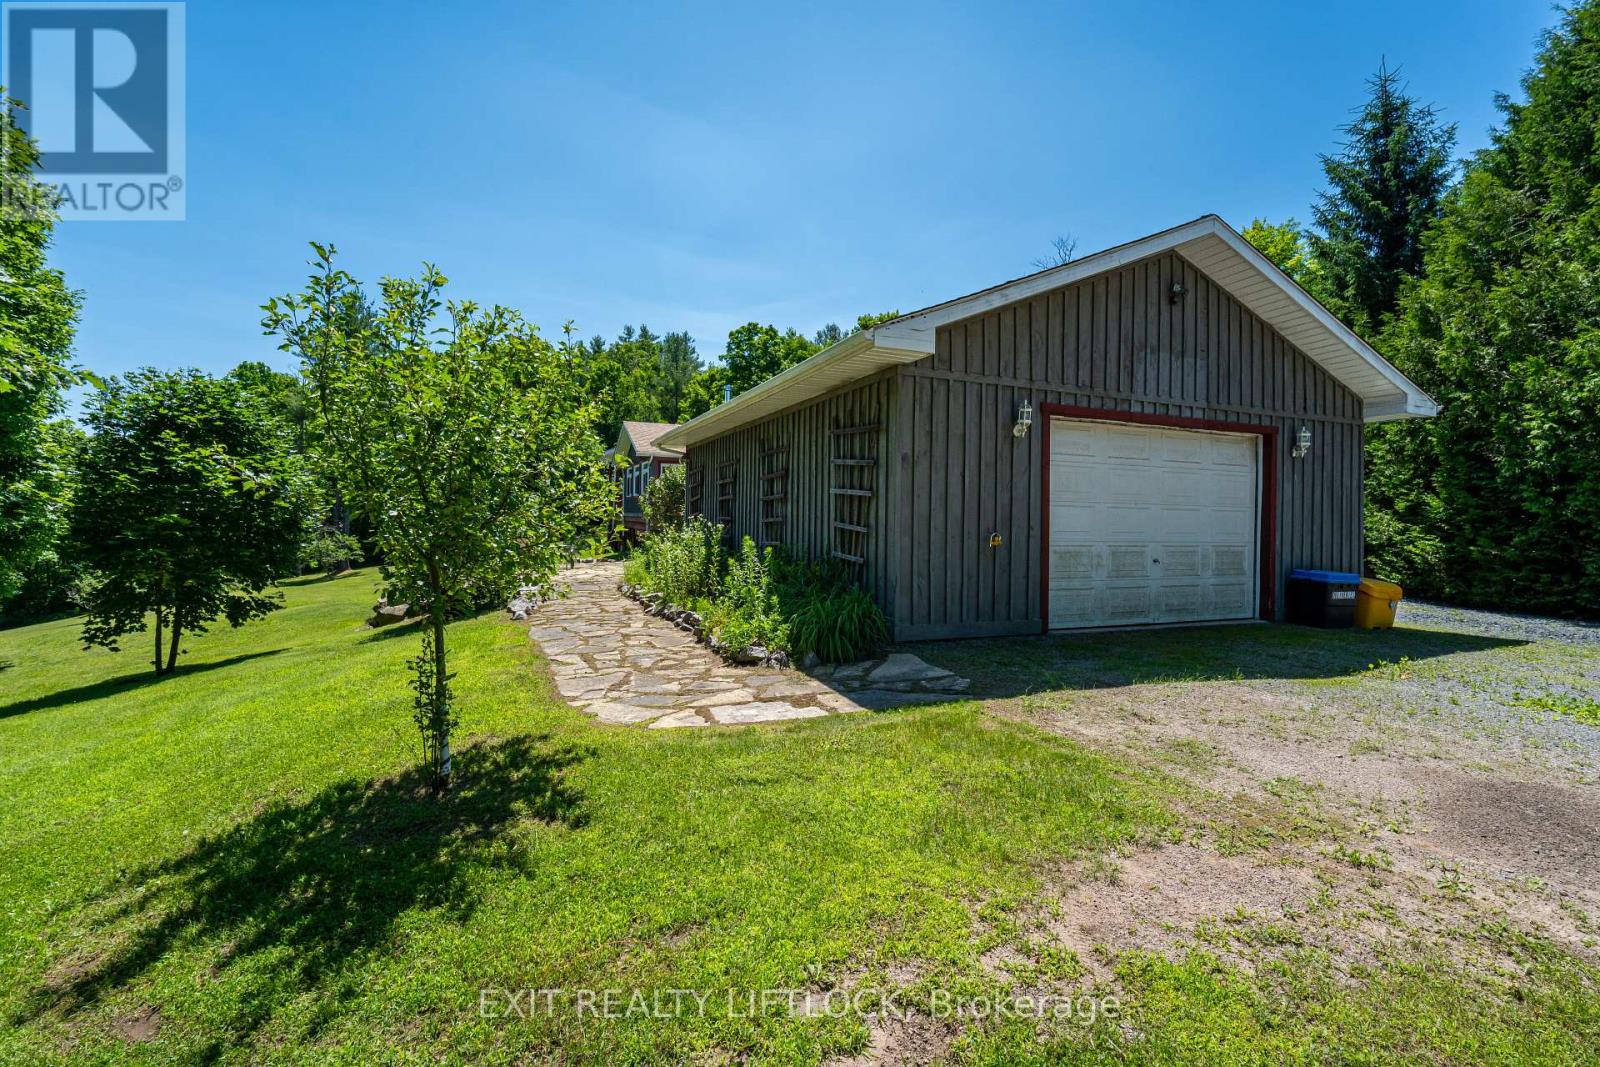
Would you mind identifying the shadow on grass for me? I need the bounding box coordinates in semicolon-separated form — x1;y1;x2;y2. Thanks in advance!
19;734;587;1054
276;569;367;589
0;650;287;721
360;617;429;642
362;604;504;644
927;624;1528;699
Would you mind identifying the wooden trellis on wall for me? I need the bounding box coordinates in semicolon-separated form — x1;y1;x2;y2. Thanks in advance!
758;439;789;548
686;464;704;518
716;461;736;524
830;412;880;568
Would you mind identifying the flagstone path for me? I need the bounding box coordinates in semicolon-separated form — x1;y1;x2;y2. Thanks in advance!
522;561;969;727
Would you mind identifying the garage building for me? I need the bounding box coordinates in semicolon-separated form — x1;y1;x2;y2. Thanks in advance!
654;216;1437;640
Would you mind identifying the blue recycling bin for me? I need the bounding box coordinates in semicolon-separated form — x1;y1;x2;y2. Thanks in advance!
1286;569;1361;628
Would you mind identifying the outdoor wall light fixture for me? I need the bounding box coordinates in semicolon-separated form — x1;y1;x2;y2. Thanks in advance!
1013;397;1033;438
1169;280;1187;304
1293;424;1312;459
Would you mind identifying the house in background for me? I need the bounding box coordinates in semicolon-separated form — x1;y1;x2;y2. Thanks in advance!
610;421;684;535
656;215;1437;640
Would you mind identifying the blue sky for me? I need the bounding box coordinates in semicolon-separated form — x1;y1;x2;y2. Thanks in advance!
47;0;1553;392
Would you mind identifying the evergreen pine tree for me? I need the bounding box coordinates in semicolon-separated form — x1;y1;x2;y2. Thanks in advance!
1310;62;1456;332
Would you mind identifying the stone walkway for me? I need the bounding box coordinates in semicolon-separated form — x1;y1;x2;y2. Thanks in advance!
521;562;968;727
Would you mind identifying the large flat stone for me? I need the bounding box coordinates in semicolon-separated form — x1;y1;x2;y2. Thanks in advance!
829;662;872;684
589;702;670;725
817;692;867;714
754;681;819;700
614;693;680;708
524;561;868;729
707;702;829;725
864;653;959;687
648;710;709;729
686;688;757;708
555;671;628;697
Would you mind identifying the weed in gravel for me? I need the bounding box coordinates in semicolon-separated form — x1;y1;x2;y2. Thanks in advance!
1330;843;1392;871
1512;691;1600;726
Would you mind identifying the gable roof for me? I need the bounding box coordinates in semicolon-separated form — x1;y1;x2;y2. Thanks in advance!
616;420;684;459
657;215;1437;450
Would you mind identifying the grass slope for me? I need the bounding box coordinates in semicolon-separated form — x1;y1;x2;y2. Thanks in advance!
0;572;1594;1064
0;571;1163;1064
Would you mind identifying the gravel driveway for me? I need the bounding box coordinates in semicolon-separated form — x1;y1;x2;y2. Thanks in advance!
1399;597;1600;647
926;604;1600;976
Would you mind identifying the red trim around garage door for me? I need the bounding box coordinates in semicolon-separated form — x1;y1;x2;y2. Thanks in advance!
1038;404;1279;633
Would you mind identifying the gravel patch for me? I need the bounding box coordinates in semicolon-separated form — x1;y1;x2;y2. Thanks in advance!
1399;598;1600;647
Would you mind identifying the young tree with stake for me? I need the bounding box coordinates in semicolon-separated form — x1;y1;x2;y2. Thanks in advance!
264;246;609;790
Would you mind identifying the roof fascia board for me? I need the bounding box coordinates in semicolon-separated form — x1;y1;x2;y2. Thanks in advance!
657;215;1439;446
656;331;875;449
1198;221;1437;417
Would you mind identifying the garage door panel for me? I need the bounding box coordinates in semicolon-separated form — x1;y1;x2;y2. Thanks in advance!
1050;545;1095;579
1159;436;1206;464
1160;471;1208;505
1101;505;1158;539
1106;545;1151;579
1048;418;1259;631
1157;583;1203;622
1049;581;1099;625
1103;427;1150;459
1210;545;1250;577
1054;426;1098;457
1158;545;1201;577
1210;436;1256;466
1049;501;1097;538
1208;582;1254;617
1052;460;1096;501
1100;583;1153;623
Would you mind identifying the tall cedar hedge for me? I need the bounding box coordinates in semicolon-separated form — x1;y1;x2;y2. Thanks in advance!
1368;2;1600;615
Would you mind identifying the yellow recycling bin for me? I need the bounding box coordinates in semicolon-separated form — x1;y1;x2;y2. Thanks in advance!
1355;577;1403;629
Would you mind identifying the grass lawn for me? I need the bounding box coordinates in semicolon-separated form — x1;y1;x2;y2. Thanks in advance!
0;572;1595;1064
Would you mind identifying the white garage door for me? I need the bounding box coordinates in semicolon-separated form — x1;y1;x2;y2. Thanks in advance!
1048;419;1259;629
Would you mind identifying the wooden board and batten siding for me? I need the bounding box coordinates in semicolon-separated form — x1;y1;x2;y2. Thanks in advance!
684;374;899;613
892;250;1363;640
685;249;1365;642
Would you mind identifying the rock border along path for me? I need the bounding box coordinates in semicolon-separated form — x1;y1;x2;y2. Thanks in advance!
521;561;969;727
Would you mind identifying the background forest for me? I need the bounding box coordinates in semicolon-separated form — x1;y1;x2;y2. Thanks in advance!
6;4;1600;626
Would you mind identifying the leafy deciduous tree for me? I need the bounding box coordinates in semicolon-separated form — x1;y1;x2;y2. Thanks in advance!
643;462;686;531
1241;218;1321;291
0;94;84;607
721;322;819;396
70;369;309;674
264;246;610;788
681;364;727;420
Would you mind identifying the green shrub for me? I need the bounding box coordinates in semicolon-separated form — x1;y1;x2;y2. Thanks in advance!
1364;508;1445;598
631;517;724;605
786;584;888;663
773;555;889;663
298;528;364;574
627;526;888;663
643;464;686;530
706;537;788;654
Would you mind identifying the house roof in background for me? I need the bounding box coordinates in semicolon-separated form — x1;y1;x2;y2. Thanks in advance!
657;215;1438;450
617;420;684;458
